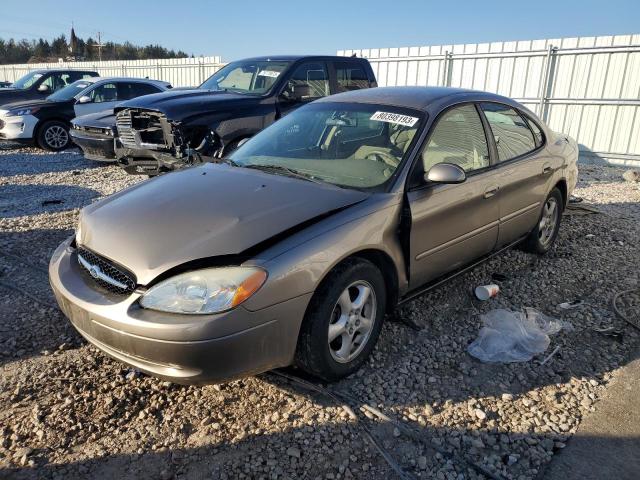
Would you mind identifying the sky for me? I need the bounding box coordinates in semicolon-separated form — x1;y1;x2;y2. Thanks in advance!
1;0;639;61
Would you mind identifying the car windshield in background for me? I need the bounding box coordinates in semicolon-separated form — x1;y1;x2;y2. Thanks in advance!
231;103;424;190
11;71;44;90
47;80;92;101
200;60;291;94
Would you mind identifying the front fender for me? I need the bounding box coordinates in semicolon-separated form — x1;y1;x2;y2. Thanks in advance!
241;195;406;312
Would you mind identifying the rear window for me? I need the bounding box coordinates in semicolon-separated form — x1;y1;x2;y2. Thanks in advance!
480;103;537;162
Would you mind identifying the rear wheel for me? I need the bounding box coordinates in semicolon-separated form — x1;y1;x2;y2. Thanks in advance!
295;259;386;382
522;187;563;254
37;121;71;151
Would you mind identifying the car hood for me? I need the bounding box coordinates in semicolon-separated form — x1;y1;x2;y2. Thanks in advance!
73;110;116;128
79;163;369;285
115;88;262;121
0;98;66;111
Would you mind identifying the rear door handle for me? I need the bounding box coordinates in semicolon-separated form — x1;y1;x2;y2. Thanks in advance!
484;186;500;199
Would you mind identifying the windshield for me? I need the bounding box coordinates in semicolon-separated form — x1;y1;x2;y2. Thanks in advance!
47;80;92;101
230;103;424;190
200;60;290;94
11;71;44;90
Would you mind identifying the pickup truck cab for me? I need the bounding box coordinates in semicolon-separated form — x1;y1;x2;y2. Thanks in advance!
114;55;376;175
0;69;98;107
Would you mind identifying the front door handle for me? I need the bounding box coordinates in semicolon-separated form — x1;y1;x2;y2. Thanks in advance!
484;186;500;199
542;164;552;175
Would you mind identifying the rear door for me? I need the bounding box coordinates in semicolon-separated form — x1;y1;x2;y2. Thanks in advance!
408;103;500;288
479;103;554;247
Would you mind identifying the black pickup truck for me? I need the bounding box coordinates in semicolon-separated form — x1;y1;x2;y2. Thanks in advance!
113;55;376;175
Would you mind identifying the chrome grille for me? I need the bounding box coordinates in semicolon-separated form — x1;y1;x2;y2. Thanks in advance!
116;110;136;147
77;246;136;295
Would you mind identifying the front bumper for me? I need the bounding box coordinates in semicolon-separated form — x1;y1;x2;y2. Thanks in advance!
70;130;116;161
0;113;37;140
49;237;311;384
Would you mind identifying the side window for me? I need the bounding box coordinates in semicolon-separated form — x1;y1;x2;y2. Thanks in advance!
118;82;161;100
285;62;329;100
481;103;537;161
334;62;370;92
89;83;118;103
41;73;75;92
525;116;545;147
421;104;490;173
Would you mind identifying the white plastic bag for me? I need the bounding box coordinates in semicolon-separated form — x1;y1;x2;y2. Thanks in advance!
467;308;572;363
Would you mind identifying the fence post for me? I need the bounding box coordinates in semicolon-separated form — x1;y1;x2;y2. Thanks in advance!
441;51;453;87
538;44;556;121
122;64;126;76
157;63;161;81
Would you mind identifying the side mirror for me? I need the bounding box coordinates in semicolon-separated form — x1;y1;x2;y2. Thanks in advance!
425;163;466;184
77;96;92;104
37;84;50;93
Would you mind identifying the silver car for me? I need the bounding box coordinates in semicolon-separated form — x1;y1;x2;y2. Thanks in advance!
49;87;578;384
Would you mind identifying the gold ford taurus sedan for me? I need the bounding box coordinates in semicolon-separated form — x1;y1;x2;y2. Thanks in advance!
50;87;578;384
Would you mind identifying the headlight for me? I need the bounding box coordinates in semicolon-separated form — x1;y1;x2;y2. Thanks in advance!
139;267;267;314
6;107;40;117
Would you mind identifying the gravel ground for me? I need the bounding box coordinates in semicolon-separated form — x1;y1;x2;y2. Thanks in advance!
1;143;639;480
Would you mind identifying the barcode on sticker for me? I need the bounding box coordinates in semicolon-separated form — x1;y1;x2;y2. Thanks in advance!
258;70;280;78
370;111;419;127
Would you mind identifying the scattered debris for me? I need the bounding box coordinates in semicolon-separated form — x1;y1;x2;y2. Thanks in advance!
569;195;583;203
538;346;561;366
558;300;584;309
468;308;572;363
475;284;500;301
491;272;509;282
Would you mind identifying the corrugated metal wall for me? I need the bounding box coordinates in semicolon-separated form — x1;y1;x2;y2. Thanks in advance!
0;56;224;88
339;34;640;167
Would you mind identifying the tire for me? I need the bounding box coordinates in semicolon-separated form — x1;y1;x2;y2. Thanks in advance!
521;187;564;254
37;121;71;151
295;259;387;382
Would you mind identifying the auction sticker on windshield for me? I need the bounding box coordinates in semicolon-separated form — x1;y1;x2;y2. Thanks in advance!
258;70;281;78
370;111;419;127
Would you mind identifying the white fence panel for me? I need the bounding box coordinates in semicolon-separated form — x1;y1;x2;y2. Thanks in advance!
0;56;224;88
340;34;640;166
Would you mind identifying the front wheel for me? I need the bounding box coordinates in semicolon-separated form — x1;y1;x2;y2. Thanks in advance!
37;121;71;151
522;187;563;254
295;259;386;382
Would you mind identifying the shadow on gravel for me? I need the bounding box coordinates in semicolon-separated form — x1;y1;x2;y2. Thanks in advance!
0;184;101;218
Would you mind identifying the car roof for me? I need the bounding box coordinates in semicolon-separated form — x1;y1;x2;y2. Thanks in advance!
234;55;368;63
80;77;170;86
31;68;98;74
316;86;520;111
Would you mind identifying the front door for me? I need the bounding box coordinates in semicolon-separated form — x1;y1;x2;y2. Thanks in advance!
74;82;119;117
276;61;330;119
408;103;500;289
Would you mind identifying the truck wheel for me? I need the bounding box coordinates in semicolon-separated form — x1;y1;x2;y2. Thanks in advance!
521;187;563;254
295;259;386;382
37;121;71;151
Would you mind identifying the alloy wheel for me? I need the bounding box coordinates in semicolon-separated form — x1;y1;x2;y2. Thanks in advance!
44;125;69;149
328;280;376;363
538;197;559;247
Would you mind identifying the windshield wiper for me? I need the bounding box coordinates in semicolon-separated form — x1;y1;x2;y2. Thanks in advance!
243;164;323;184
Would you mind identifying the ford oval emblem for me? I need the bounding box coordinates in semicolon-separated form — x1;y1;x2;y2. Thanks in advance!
89;265;101;279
